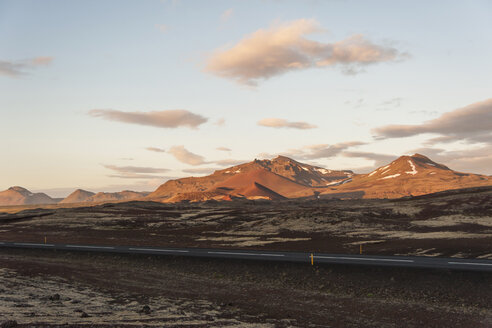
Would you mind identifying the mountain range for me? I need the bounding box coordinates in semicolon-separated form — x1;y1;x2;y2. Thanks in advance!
1;154;490;206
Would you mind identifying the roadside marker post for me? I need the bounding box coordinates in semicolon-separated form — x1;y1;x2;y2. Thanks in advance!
44;236;47;244
360;244;362;255
310;253;314;266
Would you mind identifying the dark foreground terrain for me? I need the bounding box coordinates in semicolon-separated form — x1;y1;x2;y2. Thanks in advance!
0;248;491;327
1;186;491;259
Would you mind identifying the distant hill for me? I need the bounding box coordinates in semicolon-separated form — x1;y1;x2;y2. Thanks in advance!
60;190;148;204
0;186;57;206
322;154;492;199
59;189;95;204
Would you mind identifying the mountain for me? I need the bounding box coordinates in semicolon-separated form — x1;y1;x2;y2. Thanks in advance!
147;156;350;202
60;190;148;204
0;186;57;206
59;189;96;204
87;191;148;203
321;154;492;199
148;154;492;202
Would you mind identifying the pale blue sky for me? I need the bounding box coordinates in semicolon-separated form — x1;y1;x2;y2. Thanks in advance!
1;0;491;196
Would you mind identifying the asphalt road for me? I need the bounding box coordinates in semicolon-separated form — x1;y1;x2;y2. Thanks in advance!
1;241;491;272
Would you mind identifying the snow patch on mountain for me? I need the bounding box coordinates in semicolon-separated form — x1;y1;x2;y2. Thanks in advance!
406;160;418;175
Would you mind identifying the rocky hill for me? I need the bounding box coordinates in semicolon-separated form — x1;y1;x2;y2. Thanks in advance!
59;189;96;204
60;190;148;204
0;186;57;206
322;154;491;198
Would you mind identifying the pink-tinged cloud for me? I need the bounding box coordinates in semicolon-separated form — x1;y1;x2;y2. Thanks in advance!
168;145;207;166
88;109;208;129
182;167;218;175
261;141;366;160
103;164;170;179
258;118;317;129
0;56;54;77
373;98;492;144
146;147;166;153
205;19;405;85
221;8;233;22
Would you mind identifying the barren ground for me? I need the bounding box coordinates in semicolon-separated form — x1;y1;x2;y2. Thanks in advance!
0;186;491;259
0;248;491;327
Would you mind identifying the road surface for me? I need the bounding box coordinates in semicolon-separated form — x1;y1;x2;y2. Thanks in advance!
1;241;491;272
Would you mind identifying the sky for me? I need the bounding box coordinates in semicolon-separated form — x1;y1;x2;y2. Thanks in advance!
1;0;491;197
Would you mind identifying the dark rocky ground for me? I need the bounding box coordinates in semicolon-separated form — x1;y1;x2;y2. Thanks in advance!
0;186;491;259
1;187;491;326
0;248;491;327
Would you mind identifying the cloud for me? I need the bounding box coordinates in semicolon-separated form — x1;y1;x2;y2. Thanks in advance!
182;167;218;175
342;151;397;169
88;109;208;129
214;158;245;166
146;147;166;153
168;145;207;166
215;118;226;126
264;141;365;160
166;145;244;167
205;19;405;85
155;24;169;33
258;118;317;129
103;164;170;179
373;98;492;144
0;56;53;77
221;8;233;22
216;147;231;152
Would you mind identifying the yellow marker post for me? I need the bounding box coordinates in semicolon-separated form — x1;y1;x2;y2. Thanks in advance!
44;236;47;244
310;253;314;266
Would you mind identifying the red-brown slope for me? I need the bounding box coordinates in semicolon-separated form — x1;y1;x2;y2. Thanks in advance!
237;182;287;200
209;168;313;198
322;154;492;199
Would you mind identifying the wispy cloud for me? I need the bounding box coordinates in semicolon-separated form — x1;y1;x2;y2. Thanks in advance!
221;8;234;22
286;141;366;160
214;158;245;166
88;109;208;129
146;147;166;153
373;98;492;145
342;151;396;168
155;24;169;33
205;19;405;85
167;145;245;167
258;118;317;129
216;147;231;152
215;118;226;126
103;164;170;179
0;56;53;77
182;167;218;175
168;145;207;166
260;141;365;161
